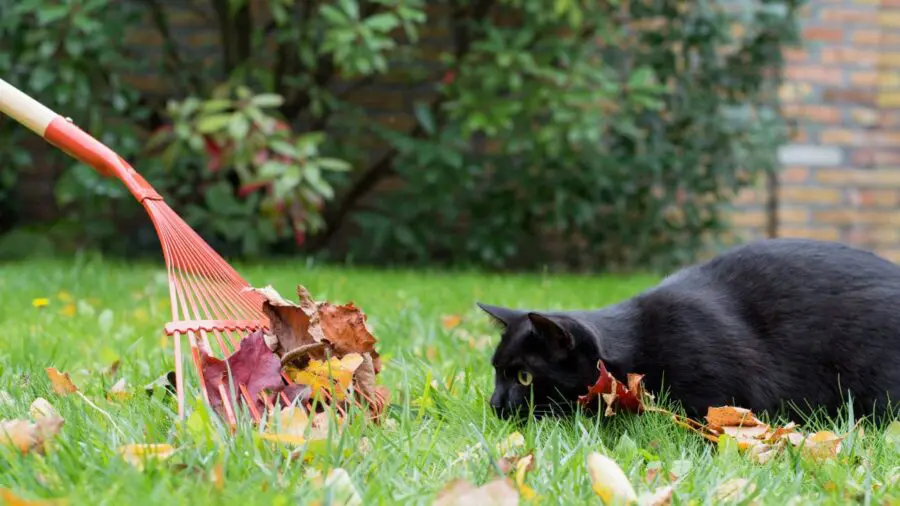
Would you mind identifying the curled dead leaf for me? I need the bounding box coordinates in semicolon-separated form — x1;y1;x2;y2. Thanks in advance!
44;368;77;395
706;406;763;430
578;360;647;416
0;416;64;454
118;443;176;470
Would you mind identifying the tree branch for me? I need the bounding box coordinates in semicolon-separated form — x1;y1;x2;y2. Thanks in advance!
144;0;202;95
307;0;498;252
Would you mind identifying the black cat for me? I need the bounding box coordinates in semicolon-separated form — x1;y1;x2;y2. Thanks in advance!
480;238;900;423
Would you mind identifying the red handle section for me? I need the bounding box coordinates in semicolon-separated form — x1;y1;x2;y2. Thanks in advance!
44;116;163;203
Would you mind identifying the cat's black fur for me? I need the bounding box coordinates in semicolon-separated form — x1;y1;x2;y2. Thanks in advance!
481;238;900;423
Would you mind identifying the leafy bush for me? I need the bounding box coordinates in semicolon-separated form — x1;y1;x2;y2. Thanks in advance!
335;0;802;271
148;84;351;256
0;0;151;252
1;0;801;271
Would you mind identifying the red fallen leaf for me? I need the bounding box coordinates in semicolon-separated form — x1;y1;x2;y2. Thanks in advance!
200;330;284;415
577;360;646;415
203;136;222;172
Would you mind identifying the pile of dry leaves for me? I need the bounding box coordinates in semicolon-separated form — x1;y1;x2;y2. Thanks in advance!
197;284;390;427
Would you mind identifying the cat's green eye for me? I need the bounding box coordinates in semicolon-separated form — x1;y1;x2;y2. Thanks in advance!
517;370;533;386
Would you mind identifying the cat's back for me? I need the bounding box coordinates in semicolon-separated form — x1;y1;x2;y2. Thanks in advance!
659;237;900;297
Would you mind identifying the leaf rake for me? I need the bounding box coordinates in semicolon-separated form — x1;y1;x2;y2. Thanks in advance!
0;78;317;425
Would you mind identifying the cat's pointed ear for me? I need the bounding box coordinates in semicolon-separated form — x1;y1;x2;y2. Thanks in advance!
527;312;575;353
477;302;521;329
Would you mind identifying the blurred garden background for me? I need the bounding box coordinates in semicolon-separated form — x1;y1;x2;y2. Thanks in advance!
2;0;896;274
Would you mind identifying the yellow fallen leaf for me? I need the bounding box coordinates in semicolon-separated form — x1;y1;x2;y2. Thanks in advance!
211;462;224;491
515;454;537;500
586;452;637;504
497;431;526;458
802;431;843;462
29;398;59;420
59;304;76;317
714;478;756;502
32;298;50;309
45;368;78;395
441;315;462;330
118;443;176;470
0;487;67;505
0;416;64;454
285;353;364;401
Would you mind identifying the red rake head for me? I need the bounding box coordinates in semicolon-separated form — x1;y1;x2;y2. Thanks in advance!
142;199;275;423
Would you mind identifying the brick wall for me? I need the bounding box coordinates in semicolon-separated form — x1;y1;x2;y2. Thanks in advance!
731;0;900;262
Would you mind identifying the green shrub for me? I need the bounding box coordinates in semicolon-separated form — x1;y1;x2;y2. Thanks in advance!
1;0;802;271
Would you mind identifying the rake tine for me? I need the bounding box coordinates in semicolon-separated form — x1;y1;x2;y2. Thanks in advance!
218;383;237;429
174;332;186;420
239;384;261;422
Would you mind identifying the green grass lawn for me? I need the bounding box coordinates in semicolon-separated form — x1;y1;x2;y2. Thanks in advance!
0;256;897;505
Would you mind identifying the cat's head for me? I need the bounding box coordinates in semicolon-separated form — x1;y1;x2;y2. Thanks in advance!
478;302;602;419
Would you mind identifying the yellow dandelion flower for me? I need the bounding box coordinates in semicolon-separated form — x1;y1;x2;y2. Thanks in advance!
32;298;50;308
60;304;77;317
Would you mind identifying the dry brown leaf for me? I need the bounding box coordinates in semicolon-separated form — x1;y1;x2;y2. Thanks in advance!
0;488;67;505
245;285;327;360
706;406;763;429
433;478;519;506
0;416;64;454
118;443;176;470
578;361;647;415
315;297;378;357
714;478;756;503
44;368;77;395
29;398;58;420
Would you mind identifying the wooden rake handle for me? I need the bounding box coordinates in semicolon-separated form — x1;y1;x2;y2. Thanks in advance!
0;77;162;203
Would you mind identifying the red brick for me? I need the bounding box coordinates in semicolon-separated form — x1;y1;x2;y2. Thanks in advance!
852;30;882;45
783;105;842;124
820;128;859;145
852;150;900;166
814;209;900;225
779;227;841;241
822;88;876;105
784;66;845;86
856;189;900;207
822;9;877;24
816;168;900;186
821;47;878;66
850;71;879;87
802;27;844;42
781;166;811;184
778;186;843;204
784;49;808;63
